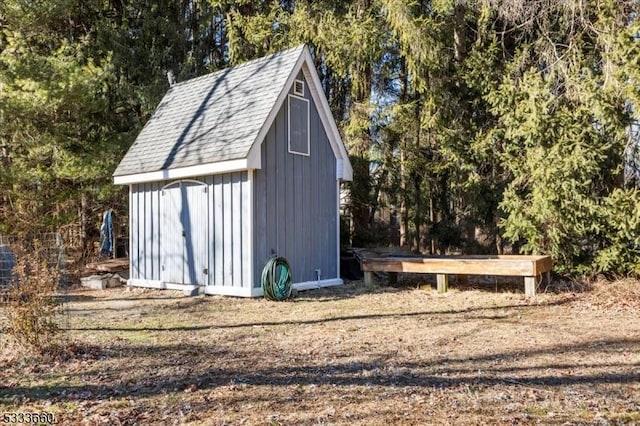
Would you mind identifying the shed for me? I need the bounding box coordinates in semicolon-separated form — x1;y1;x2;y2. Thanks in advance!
113;45;353;296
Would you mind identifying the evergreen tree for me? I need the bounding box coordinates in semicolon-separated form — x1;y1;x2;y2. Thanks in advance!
1;0;638;275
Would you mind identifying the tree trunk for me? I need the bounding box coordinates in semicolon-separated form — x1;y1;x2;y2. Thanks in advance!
398;58;410;248
399;145;408;248
454;4;466;62
429;197;436;254
412;101;422;252
413;174;421;252
80;193;88;256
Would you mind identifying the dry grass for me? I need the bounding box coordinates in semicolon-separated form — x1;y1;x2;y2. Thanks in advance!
1;277;639;425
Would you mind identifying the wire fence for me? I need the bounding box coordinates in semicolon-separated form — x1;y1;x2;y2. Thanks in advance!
0;233;67;287
59;223;84;252
0;232;72;336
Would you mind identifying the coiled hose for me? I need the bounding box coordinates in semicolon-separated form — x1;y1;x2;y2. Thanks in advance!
261;256;292;301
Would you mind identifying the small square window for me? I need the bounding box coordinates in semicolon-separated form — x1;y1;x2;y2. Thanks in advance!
294;79;304;96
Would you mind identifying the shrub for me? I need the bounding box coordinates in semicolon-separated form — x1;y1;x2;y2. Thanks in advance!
2;240;64;354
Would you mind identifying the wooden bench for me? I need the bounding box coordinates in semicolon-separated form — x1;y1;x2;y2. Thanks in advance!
360;255;552;297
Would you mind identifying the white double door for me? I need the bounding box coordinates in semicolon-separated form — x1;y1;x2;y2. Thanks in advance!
160;180;208;286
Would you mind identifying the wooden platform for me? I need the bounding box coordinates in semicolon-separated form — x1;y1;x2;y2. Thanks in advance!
86;258;129;273
360;255;552;297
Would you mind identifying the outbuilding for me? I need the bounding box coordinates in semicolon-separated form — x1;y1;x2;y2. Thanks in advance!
113;45;353;296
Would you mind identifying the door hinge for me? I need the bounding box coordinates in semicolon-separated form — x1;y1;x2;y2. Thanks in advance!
203;268;208;275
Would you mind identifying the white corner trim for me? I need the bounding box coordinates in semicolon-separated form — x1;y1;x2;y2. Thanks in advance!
247;170;255;296
114;158;250;185
128;186;133;280
336;179;341;285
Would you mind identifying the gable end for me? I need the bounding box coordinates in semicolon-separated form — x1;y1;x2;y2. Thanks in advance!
247;46;353;181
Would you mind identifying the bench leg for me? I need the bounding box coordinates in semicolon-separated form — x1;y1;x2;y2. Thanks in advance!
542;271;551;287
364;271;375;287
437;274;449;293
388;272;398;286
524;276;536;297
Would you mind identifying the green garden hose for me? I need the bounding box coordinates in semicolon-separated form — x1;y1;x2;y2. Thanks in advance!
261;256;292;301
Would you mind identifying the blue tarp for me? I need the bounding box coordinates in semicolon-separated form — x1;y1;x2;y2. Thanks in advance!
0;244;15;285
99;210;113;256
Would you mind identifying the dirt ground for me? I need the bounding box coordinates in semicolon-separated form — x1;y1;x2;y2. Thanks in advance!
1;277;639;425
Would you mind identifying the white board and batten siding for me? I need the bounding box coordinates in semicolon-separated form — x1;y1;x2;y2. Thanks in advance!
128;172;253;296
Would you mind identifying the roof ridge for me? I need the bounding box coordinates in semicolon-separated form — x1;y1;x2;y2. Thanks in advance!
170;44;306;89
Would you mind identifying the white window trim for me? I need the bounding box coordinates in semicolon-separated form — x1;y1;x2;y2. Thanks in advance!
293;79;305;96
288;94;310;156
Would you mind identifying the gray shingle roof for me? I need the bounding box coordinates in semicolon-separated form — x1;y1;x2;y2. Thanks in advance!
113;45;305;177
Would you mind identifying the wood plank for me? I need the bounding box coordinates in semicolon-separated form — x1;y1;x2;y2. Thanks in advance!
533;256;554;275
364;255;550;261
361;255;552;277
86;258;129;273
524;276;536;297
364;271;375;287
437;274;449;293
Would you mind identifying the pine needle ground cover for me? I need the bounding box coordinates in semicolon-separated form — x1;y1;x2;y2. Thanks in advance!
1;280;639;425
